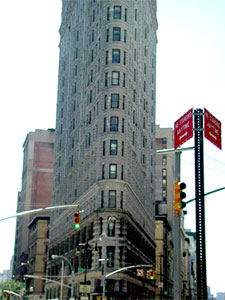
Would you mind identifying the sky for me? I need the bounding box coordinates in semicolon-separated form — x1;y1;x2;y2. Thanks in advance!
0;0;224;296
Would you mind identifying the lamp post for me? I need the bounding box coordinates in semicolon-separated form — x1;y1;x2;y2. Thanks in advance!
99;216;116;300
51;255;75;300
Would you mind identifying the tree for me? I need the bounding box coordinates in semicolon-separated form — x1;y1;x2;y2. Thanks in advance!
0;280;25;298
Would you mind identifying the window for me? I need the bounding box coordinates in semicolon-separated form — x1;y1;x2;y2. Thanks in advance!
110;117;118;131
89;90;92;103
107;7;110;20
112;71;120;85
162;168;167;177
106;51;109;64
103;141;106;156
123;73;126;87
109;164;117;179
108;191;116;208
143;136;145;147
121;165;124;180
133;90;136;102
93;9;95;22
162;155;167;166
124;8;127;21
123;51;126;65
108;217;116;237
92;29;94;42
113;6;121;19
105;72;108;87
106;29;109;42
122;96;125;110
111;94;119;108
104;117;107;132
113;27;121;41
99;218;103;235
110;140;118;155
101;191;104;208
104;95;107;109
120;191;123;208
135;8;137;21
112;49;120;63
122;141;124;156
124;29;127;43
102;165;105;179
107;246;115;267
122;119;125;133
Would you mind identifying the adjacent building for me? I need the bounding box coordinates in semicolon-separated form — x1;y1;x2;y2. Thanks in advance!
155;126;174;299
26;216;50;300
13;129;55;281
0;270;11;283
47;0;158;299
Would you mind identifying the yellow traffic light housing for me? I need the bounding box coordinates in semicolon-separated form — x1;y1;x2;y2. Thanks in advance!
147;269;156;280
74;211;80;229
174;179;186;215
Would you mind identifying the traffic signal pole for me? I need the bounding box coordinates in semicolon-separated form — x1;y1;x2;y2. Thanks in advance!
173;151;181;300
194;109;208;300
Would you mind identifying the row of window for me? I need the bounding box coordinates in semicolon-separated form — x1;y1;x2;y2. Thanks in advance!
102;164;124;180
106;27;127;43
105;71;126;87
107;6;127;22
101;190;123;209
106;49;126;65
104;93;125;110
103;140;124;156
104;116;125;133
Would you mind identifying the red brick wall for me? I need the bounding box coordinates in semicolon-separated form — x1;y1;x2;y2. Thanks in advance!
31;142;54;210
33;141;54;169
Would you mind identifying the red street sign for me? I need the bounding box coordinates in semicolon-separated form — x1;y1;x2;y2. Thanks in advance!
204;108;222;150
174;108;193;149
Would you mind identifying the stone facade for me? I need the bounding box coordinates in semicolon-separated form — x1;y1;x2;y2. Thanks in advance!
27;216;50;298
48;0;158;299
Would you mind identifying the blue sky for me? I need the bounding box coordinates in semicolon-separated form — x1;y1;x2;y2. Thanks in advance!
0;0;224;296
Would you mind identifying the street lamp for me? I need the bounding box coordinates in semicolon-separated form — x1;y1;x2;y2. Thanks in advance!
78;242;98;284
99;216;116;300
51;255;75;300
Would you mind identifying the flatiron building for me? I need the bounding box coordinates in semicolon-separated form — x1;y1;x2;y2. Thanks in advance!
48;1;158;299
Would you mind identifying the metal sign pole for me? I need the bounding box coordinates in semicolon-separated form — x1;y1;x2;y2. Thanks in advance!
173;151;181;300
194;108;207;300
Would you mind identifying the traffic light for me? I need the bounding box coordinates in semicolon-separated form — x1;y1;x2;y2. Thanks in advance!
174;179;186;215
147;269;156;280
74;211;80;229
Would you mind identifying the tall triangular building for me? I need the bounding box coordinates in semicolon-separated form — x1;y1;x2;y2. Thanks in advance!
48;1;158;299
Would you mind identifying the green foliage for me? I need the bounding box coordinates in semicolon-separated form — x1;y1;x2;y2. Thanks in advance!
0;280;24;293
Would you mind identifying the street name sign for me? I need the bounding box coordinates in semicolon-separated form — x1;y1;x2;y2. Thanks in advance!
137;269;144;277
204;108;222;150
174;108;193;149
80;285;91;294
